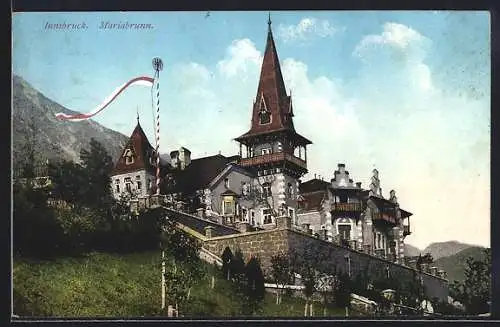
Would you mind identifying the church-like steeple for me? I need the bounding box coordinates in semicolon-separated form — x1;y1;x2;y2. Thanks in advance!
235;14;304;141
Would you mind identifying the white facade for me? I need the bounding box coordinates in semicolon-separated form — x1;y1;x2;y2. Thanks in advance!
111;169;154;200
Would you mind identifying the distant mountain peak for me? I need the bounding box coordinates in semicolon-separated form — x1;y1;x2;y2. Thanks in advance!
13;74;129;168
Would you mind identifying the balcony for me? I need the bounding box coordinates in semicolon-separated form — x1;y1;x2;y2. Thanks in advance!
373;212;397;224
239;152;307;170
332;202;363;212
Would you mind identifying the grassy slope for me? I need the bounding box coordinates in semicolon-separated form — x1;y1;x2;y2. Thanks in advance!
434;246;487;283
13;251;346;318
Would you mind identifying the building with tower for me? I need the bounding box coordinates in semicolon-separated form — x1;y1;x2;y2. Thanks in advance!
110;16;413;264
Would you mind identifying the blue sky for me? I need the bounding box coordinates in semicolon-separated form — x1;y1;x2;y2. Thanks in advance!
12;11;490;249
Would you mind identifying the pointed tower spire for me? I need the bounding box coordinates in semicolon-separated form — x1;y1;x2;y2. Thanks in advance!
268;12;272;30
136;106;140;124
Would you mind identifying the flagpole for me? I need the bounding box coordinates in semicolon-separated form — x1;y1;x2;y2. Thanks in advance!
152;57;165;311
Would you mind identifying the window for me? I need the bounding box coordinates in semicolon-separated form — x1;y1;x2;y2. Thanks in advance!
260;111;270;124
116;184;120;193
137;181;142;190
224;178;230;189
338;225;351;241
242;182;249;196
124;148;134;165
251;211;255;225
339;194;348;203
262;183;271;197
125;177;132;193
377;233;381;249
288;208;294;218
287;183;293;198
261;148;271;155
224;201;234;215
241;208;248;221
263;209;272;224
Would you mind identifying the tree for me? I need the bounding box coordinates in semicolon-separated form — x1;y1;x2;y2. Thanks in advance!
221;247;234;281
316;272;337;316
160;216;203;315
13;181;67;258
270;251;294;305
48;160;87;211
79;138;114;210
450;248;491;315
244;256;266;315
335;271;352;317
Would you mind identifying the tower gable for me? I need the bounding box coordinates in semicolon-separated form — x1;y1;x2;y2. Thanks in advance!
112;121;156;176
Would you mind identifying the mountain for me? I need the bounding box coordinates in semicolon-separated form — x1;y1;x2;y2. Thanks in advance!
422;241;479;260
12;75;128;171
404;244;422;257
434;246;488;282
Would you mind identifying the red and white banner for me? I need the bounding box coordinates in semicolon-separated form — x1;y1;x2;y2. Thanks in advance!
55;76;154;121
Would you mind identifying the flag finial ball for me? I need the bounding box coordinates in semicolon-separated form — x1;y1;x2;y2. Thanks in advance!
152;57;163;72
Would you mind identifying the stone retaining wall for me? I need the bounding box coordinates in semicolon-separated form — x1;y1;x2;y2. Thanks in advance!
202;225;449;301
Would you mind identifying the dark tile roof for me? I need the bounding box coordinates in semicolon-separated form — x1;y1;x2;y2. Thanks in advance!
370;196;413;217
112;121;157;176
161;154;243;195
298;190;326;212
165;208;240;237
299;178;330;193
234;22;311;146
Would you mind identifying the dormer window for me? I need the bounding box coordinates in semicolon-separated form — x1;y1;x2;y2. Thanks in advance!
258;95;271;125
123;148;134;165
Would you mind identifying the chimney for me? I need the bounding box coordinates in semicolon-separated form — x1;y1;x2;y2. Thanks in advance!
338;163;345;173
314;173;317;179
178;147;191;170
170;150;180;169
204;226;214;238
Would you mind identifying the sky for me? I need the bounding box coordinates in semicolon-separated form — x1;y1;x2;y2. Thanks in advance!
12;11;490;250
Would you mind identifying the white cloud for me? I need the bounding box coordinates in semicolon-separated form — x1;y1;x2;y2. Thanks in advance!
278;18;340;43
353;22;430;62
217;39;262;78
114;24;488;249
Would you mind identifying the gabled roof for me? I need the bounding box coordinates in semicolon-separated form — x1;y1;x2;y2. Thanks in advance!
298;190;326;212
208;162;255;189
161;154;243;195
112;121;158;176
369;196;413;217
299;178;329;193
234;18;311;146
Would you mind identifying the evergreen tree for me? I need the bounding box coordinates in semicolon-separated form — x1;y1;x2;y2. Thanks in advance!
79;138;114;210
221;247;234;281
450;248;491;315
244;256;265;315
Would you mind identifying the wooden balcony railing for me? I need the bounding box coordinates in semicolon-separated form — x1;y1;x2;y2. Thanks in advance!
373;212;397;224
239;152;307;169
332;202;363;212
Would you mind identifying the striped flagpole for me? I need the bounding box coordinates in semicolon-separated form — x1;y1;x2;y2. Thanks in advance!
155;78;161;195
152;58;163;195
152;57;165;311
